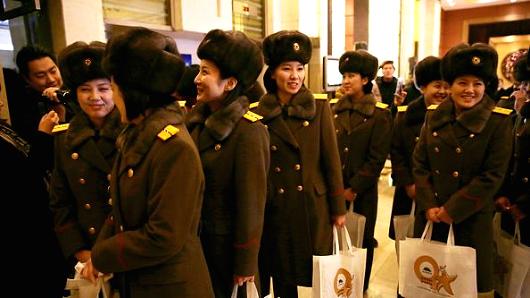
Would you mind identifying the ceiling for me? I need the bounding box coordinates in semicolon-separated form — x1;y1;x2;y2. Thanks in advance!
441;0;530;10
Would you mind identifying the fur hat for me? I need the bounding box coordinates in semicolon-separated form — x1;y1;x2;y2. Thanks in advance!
441;43;498;85
176;64;199;98
339;50;378;81
262;30;312;68
514;52;529;82
103;27;185;95
414;56;443;88
197;29;263;89
59;41;107;91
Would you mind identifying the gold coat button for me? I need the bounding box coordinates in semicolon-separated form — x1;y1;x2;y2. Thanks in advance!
523;177;529;183
432;131;438;137
455;147;462;154
334;114;338;118
415;136;420;142
296;185;304;191
88;227;96;235
274;166;282;173
278;188;285;194
434;147;440;153
434;170;440;175
71;152;79;160
294;164;301;171
127;168;134;177
84;203;91;210
452;171;459;178
302;121;309;127
271;145;278;151
214;144;222;151
108;198;113;205
107;174;111;181
343;147;349;153
110;215;114;222
119;225;124;232
107;185;111;192
264;124;268;129
469;134;475;138
335;129;339;134
79;178;86;184
363;118;367;122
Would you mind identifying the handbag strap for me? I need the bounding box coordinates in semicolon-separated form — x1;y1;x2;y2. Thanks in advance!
231;281;259;298
341;225;354;254
421;220;433;241
447;224;455;246
333;225;340;254
410;201;416;217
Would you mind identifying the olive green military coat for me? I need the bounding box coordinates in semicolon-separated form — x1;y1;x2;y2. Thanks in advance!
187;96;269;297
50;108;122;258
413;96;513;292
92;103;213;298
256;88;346;286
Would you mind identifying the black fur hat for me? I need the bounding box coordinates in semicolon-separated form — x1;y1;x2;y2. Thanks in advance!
176;64;199;98
103;27;185;95
414;56;443;88
514;52;529;82
338;50;378;81
59;41;107;91
262;30;312;68
197;29;263;89
441;43;498;85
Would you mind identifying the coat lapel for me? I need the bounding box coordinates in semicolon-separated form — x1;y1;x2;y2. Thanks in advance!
429;99;460;148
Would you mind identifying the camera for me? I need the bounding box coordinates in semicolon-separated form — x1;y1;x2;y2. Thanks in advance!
55;89;70;104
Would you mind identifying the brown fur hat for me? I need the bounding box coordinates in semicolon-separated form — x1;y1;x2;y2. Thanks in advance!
414;56;443;88
59;41;107;90
339;50;378;80
441;43;498;86
262;30;312;68
103;27;185;94
197;29;263;89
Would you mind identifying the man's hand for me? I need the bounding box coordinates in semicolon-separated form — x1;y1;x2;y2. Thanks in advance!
38;111;59;134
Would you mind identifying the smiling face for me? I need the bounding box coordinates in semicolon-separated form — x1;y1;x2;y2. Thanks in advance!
341;72;368;98
77;78;114;127
272;61;305;100
421;80;450;106
450;75;485;112
25;57;63;92
194;59;232;104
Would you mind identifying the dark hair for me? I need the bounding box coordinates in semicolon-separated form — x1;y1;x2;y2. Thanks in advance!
363;81;373;94
16;45;57;77
379;60;394;69
117;84;177;120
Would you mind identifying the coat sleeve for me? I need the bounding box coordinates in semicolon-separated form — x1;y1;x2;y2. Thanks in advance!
49;136;87;258
349;109;392;194
413;119;438;213
92;139;204;273
320;101;346;216
233;123;270;276
391;113;414;186
444;116;513;223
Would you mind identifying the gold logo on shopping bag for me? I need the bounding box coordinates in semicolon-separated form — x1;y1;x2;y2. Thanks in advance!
414;255;457;295
334;268;353;297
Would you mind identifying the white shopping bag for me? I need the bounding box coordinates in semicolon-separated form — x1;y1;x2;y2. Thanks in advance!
230;281;259;298
503;222;530;298
312;226;367;298
393;201;415;259
398;221;477;298
345;203;366;248
64;262;112;298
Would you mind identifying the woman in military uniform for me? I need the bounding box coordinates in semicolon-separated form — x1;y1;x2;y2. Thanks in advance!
495;52;530;246
256;30;346;298
389;56;449;240
333;50;392;292
186;29;269;298
89;27;213;298
49;41;122;276
413;43;513;298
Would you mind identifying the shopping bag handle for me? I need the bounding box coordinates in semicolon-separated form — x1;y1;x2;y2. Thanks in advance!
514;221;521;245
231;281;259;298
420;221;455;246
409;201;416;217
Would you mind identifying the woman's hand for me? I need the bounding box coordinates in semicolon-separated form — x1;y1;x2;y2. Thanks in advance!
233;275;254;286
344;188;357;202
426;207;441;223
80;258;100;285
495;196;511;212
404;184;416;200
332;214;346;227
510;205;527;222
436;206;453;224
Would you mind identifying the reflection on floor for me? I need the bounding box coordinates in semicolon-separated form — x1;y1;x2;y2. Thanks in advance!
296;161;399;298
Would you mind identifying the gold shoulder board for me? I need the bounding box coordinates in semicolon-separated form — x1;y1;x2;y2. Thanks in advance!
157;125;180;141
52;123;69;133
313;93;328;100
249;102;259;109
243;110;263;122
177;101;186;108
329;98;339;104
499;96;510;100
492;106;512;116
375;102;389;109
397;105;408;112
427;104;439;110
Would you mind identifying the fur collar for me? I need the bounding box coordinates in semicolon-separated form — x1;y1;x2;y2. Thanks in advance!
186;96;249;141
66;107;122;149
430;95;495;133
257;87;316;121
333;94;376;116
405;96;427;125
